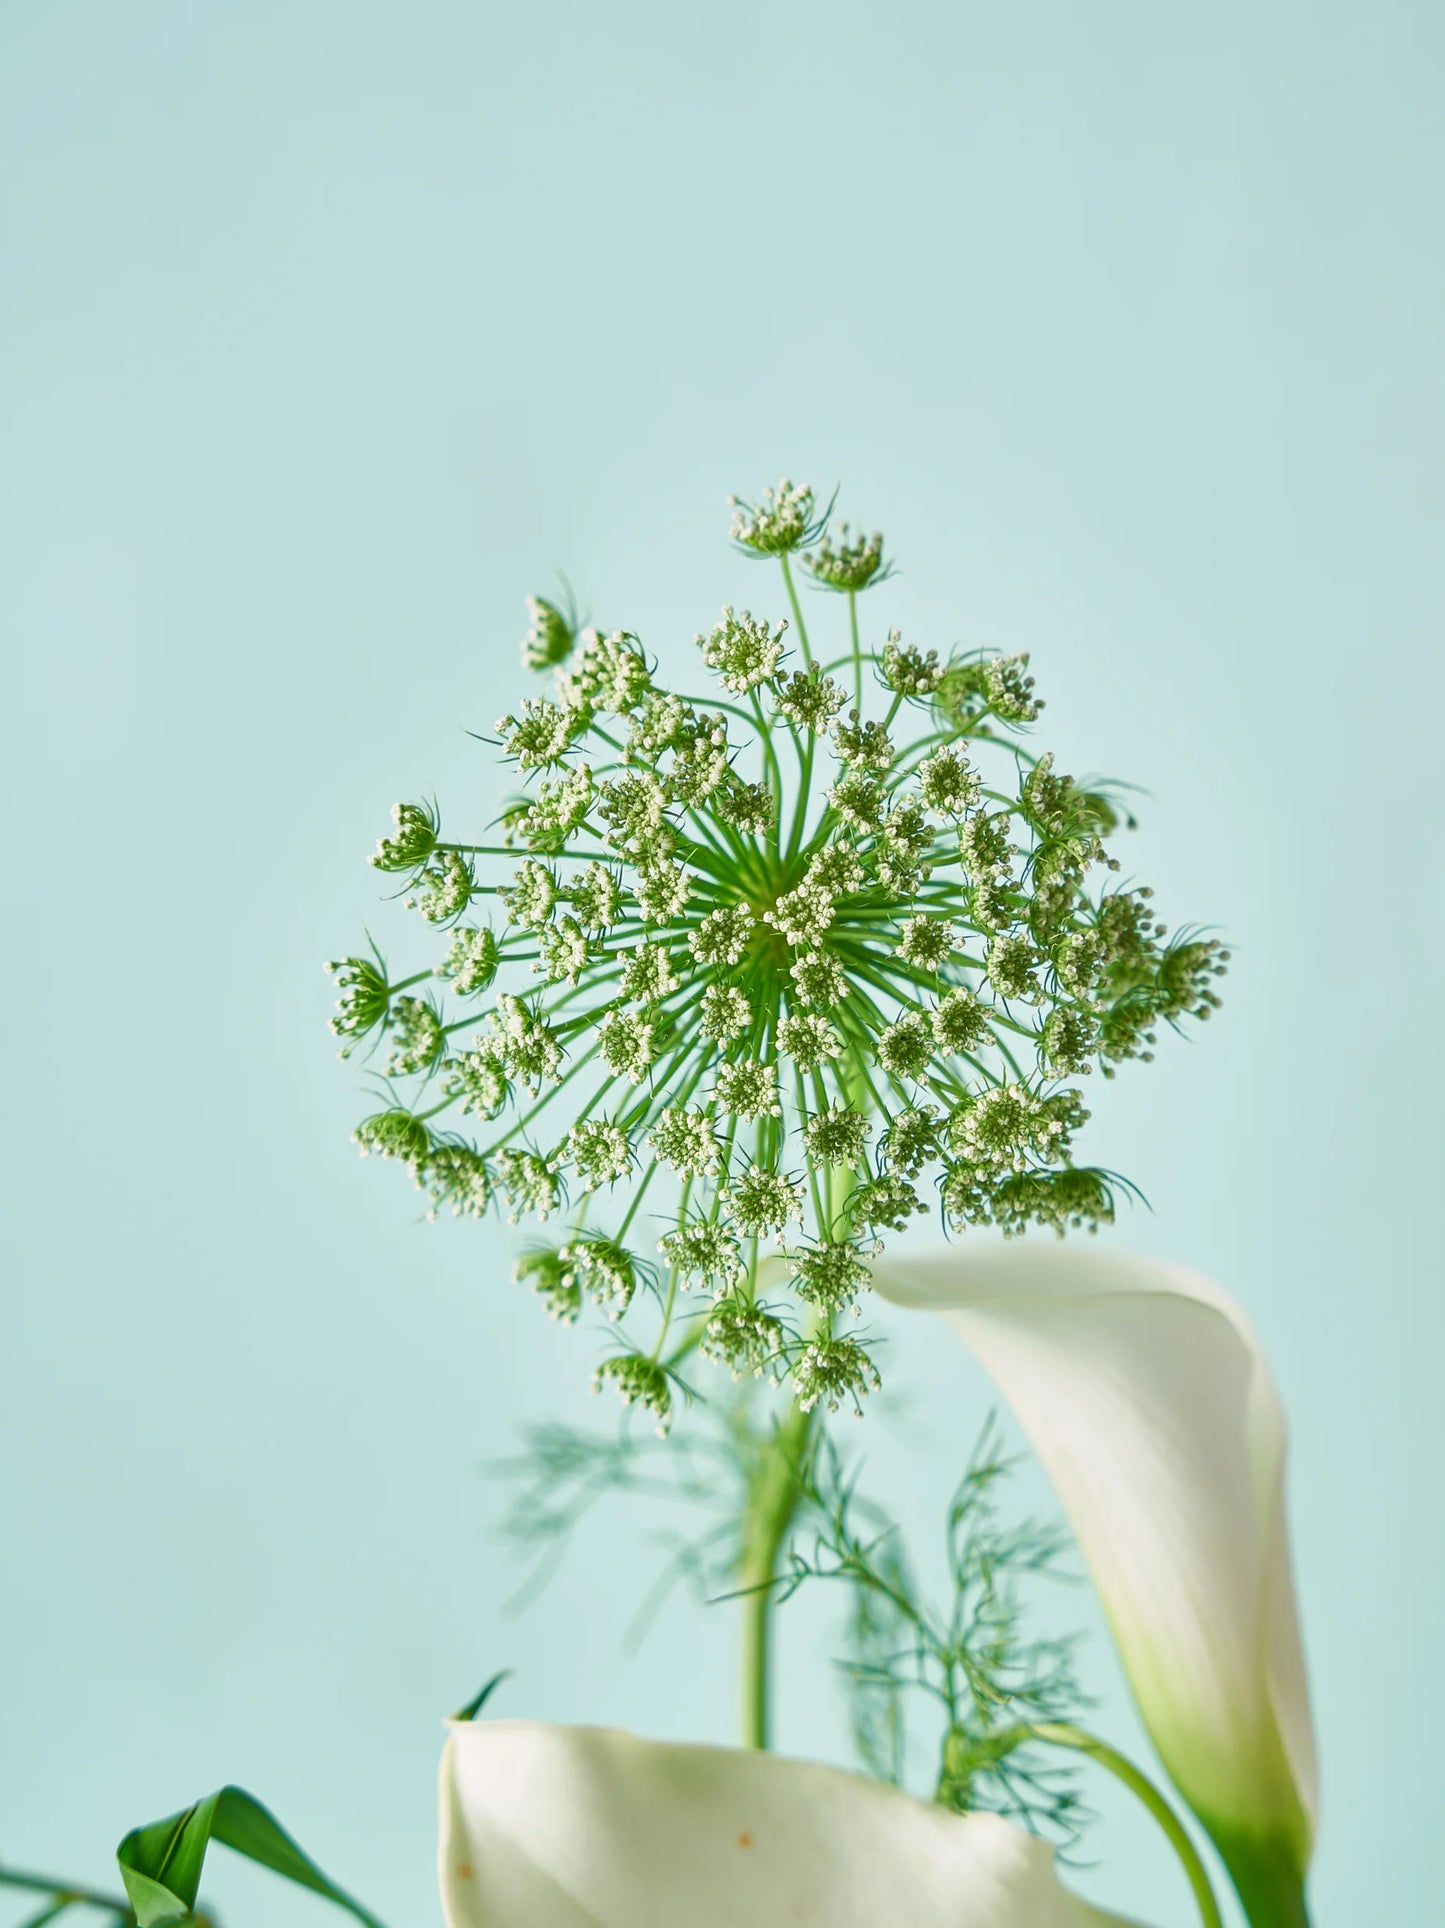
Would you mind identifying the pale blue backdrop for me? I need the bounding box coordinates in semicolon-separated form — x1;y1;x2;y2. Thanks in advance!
3;3;1441;1923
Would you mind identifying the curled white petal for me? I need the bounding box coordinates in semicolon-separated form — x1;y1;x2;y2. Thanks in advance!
439;1720;1143;1928
870;1242;1316;1886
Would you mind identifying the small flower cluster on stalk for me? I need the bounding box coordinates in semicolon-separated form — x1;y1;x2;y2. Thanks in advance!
329;480;1226;1431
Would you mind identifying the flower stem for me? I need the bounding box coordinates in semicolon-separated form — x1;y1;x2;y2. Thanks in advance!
1023;1723;1224;1928
749;689;787;838
849;590;862;709
1208;1834;1313;1928
779;553;811;666
738;1399;814;1750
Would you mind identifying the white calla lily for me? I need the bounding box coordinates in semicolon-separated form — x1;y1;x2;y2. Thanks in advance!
870;1242;1316;1925
439;1719;1144;1928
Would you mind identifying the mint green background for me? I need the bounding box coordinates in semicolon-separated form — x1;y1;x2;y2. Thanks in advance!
3;4;1441;1923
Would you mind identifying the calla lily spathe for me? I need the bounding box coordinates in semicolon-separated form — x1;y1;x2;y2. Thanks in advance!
438;1719;1143;1928
870;1242;1316;1922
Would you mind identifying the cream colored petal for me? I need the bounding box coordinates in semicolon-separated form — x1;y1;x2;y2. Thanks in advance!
439;1720;1144;1928
870;1242;1316;1881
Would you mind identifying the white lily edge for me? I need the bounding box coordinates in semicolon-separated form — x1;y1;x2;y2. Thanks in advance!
870;1241;1316;1922
439;1718;1146;1928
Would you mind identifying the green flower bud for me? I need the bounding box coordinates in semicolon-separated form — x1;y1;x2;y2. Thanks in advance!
406;850;475;925
497;698;587;769
326;952;391;1056
437;925;500;995
877;1012;932;1080
727;1163;806;1240
728;478;818;555
700;983;752;1043
697;607;788;695
561;1234;639;1317
880;1104;942;1178
385;995;445;1076
789;1240;870;1314
416;1142;492;1219
881;633;940;694
515;1246;581;1322
777;1012;842;1071
794;1334;881;1414
1040;1006;1099;1077
659;1218;744;1293
649;1106;723;1179
598;1007;658;1085
806;525;888;593
802;1103;871;1170
558;630;652;717
370;800;439;873
985;653;1042;724
353;1108;431;1164
716;1062;781;1122
774;666;846;732
593;1352;673;1433
850;1173;927;1236
523;594;576;671
897;916;958;971
494;1147;563;1224
563;1120;634;1194
700;1296;786;1382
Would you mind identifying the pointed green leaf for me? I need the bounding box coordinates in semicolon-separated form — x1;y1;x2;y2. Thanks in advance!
15;1905;81;1928
117;1787;386;1928
452;1669;512;1722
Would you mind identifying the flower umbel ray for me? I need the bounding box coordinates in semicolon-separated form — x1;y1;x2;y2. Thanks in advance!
332;479;1227;1427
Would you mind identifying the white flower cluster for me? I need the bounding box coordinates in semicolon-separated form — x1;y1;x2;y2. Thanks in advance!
334;480;1226;1430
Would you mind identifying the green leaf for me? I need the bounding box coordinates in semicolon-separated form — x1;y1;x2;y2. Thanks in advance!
0;1864;132;1925
116;1787;387;1928
452;1668;512;1722
15;1905;82;1928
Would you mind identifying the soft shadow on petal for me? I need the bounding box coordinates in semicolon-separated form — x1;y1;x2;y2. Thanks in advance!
438;1720;1146;1928
869;1242;1316;1892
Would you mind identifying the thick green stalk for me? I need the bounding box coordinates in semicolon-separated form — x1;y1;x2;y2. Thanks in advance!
1210;1833;1313;1928
739;1400;814;1750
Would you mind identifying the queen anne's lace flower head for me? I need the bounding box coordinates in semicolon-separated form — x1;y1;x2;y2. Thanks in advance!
333;479;1226;1425
728;479;822;555
698;607;789;694
806;525;891;593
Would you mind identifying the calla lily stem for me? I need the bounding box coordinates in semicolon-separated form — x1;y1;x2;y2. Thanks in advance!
1015;1724;1224;1928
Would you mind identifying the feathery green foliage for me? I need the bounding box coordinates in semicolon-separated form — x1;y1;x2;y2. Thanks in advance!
782;1419;1090;1847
